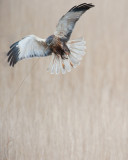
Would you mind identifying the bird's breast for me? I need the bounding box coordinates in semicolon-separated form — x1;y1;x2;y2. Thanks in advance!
50;37;64;55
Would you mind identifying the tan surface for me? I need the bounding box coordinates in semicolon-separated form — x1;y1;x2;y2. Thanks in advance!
0;0;128;159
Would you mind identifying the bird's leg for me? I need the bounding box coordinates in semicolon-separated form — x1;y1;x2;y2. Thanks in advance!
62;62;65;69
63;43;70;56
60;58;65;69
70;62;74;67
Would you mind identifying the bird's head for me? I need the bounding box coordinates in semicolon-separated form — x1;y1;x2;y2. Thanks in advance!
46;35;54;46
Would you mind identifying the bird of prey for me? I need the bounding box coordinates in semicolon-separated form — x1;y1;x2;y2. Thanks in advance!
7;3;94;74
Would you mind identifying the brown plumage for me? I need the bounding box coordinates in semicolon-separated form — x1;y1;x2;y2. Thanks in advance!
48;35;70;59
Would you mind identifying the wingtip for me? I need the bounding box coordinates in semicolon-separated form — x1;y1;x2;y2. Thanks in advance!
87;3;95;8
78;3;95;8
69;3;95;12
7;42;19;67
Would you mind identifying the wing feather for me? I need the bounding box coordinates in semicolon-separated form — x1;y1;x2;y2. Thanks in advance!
54;3;94;41
7;35;51;66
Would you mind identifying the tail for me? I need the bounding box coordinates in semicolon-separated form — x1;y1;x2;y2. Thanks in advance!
47;38;86;74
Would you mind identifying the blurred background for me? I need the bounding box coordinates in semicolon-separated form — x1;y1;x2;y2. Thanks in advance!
0;0;128;159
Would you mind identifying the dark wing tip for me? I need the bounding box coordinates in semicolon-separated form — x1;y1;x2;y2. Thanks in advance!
69;3;95;12
7;42;20;67
10;40;19;49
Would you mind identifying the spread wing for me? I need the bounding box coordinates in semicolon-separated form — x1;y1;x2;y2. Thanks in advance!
7;35;52;66
54;3;94;42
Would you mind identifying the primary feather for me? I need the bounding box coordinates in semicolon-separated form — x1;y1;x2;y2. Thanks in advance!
7;35;51;66
54;3;94;41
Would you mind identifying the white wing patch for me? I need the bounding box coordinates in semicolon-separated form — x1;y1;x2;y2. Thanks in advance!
7;35;48;66
18;35;46;59
47;38;86;74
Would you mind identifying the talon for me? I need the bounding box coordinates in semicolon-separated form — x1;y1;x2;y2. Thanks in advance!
70;62;73;67
62;63;65;69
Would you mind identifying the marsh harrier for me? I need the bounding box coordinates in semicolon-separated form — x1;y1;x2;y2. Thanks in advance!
7;3;94;74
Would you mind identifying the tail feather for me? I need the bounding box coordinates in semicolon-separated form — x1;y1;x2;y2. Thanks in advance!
47;38;86;74
70;52;82;61
69;44;86;51
63;58;72;72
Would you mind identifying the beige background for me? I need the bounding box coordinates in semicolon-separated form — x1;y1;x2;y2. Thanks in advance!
0;0;128;159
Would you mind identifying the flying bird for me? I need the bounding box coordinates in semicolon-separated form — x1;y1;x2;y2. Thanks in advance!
7;3;94;74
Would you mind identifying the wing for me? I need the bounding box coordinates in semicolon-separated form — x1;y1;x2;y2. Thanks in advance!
54;3;94;42
7;35;52;67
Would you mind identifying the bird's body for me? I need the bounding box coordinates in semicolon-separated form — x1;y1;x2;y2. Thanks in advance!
7;3;94;74
46;35;70;59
